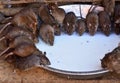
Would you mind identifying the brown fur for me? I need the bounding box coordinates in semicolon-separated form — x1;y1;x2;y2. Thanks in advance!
13;8;38;37
63;12;77;35
86;12;99;36
38;5;55;25
0;25;37;45
49;4;65;36
86;5;99;36
14;50;50;70
101;46;120;74
114;5;120;35
52;23;61;36
76;19;86;36
39;23;54;46
0;12;5;23
0;8;39;43
49;3;65;24
102;0;115;16
7;36;36;57
99;11;111;36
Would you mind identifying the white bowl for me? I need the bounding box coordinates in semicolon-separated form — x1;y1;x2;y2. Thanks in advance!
36;4;120;79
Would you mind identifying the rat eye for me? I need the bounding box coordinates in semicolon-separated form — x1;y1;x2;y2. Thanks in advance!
49;10;52;14
89;23;92;27
34;22;37;26
67;22;70;26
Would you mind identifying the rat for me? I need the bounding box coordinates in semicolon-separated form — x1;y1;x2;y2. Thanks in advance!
62;12;77;35
102;0;115;17
48;3;65;36
38;4;56;25
14;50;50;70
101;46;120;74
76;5;86;36
48;3;66;25
0;36;37;58
0;7;38;43
0;26;36;43
38;4;60;36
114;5;120;35
39;23;54;46
99;11;111;36
86;5;99;36
76;19;86;36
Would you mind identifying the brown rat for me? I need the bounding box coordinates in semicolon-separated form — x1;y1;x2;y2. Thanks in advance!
101;46;120;74
0;7;38;43
114;5;120;35
62;12;77;35
38;4;60;36
39;23;54;46
48;3;65;36
76;19;86;36
48;3;66;25
99;11;111;36
86;5;99;36
14;50;50;70
13;8;38;38
38;4;56;25
102;0;115;16
0;36;36;58
76;5;86;36
0;26;36;42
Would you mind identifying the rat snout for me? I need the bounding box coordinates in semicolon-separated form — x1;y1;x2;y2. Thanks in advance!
40;55;51;65
49;39;54;46
54;29;61;36
101;53;111;68
101;59;107;68
53;24;61;36
67;28;73;35
88;23;98;36
103;24;111;36
67;24;75;35
89;26;96;36
47;33;54;46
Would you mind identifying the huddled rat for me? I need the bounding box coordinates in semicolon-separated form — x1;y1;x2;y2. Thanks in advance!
63;12;77;35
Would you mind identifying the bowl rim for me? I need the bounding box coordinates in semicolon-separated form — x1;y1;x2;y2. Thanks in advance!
39;65;109;79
